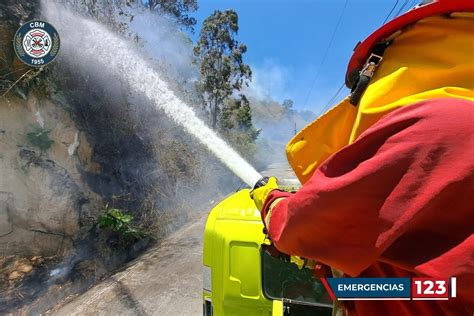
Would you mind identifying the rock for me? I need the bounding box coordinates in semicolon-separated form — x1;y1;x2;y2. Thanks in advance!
31;256;44;264
0;93;102;256
16;263;33;273
74;260;97;279
0;192;13;237
77;132;102;174
8;270;23;280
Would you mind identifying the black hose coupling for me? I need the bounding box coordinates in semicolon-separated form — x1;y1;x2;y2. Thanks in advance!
253;176;270;190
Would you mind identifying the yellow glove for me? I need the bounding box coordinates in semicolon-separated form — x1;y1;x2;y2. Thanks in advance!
249;176;278;211
290;256;316;270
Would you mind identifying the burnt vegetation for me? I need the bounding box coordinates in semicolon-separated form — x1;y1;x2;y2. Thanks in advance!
0;0;313;312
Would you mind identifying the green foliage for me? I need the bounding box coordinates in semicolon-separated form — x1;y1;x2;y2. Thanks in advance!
247;96;316;166
223;131;258;162
145;0;198;32
220;95;259;141
194;10;252;129
71;0;198;34
194;9;259;161
26;124;54;152
97;208;146;240
219;95;260;161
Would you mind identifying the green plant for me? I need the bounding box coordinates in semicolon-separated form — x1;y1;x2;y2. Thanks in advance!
26;124;54;152
97;208;146;240
194;9;252;129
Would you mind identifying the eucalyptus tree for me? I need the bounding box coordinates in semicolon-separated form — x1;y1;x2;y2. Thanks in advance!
193;10;252;129
144;0;198;31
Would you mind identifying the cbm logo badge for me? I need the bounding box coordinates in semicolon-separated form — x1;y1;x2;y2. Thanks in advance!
14;20;60;67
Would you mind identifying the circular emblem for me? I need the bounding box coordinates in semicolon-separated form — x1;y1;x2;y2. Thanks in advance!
14;20;60;67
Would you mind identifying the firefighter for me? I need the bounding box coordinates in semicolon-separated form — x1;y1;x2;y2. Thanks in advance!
251;1;474;315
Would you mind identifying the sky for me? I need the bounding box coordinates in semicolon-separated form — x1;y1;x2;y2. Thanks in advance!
192;0;418;113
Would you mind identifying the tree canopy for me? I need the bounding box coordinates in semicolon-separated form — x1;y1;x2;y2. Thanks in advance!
193;10;252;130
144;0;198;31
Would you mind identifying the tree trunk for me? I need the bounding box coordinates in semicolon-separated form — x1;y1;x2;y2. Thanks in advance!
211;98;217;129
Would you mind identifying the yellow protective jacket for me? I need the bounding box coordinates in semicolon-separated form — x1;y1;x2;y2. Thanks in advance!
261;13;474;316
286;15;474;183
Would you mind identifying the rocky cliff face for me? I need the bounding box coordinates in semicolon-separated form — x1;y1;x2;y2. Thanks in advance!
0;0;231;312
0;7;143;315
0;93;101;256
0;2;103;256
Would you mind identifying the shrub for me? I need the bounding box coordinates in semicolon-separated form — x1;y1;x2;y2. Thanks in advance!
97;208;147;241
26;124;54;152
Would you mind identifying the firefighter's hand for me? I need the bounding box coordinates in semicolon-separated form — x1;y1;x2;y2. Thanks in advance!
250;176;278;211
291;256;309;270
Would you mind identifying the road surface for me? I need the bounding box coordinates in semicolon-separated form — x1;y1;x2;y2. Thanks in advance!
260;161;300;187
51;215;206;316
50;162;298;315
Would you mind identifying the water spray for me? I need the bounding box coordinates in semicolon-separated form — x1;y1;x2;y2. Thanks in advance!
43;3;262;187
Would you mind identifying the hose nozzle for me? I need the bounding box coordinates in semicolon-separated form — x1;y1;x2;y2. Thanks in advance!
253;176;270;190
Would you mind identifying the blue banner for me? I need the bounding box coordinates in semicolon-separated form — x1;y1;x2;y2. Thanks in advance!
326;277;411;299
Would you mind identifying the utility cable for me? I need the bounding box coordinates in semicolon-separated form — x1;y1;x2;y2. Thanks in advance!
318;0;405;114
319;82;345;115
302;0;349;109
382;0;400;25
311;0;413;115
317;0;400;115
317;0;402;115
395;0;411;17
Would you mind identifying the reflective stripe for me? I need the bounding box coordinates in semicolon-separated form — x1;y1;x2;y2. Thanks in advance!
265;198;285;230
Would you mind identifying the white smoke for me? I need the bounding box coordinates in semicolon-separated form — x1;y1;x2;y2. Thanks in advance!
128;8;198;84
245;60;291;101
42;1;262;187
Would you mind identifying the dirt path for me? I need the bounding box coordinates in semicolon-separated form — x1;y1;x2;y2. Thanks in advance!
51;215;206;316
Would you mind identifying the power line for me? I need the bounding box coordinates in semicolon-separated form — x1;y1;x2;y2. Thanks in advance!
316;0;402;114
319;82;345;115
382;0;400;25
310;0;413;115
302;0;349;109
395;0;411;17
